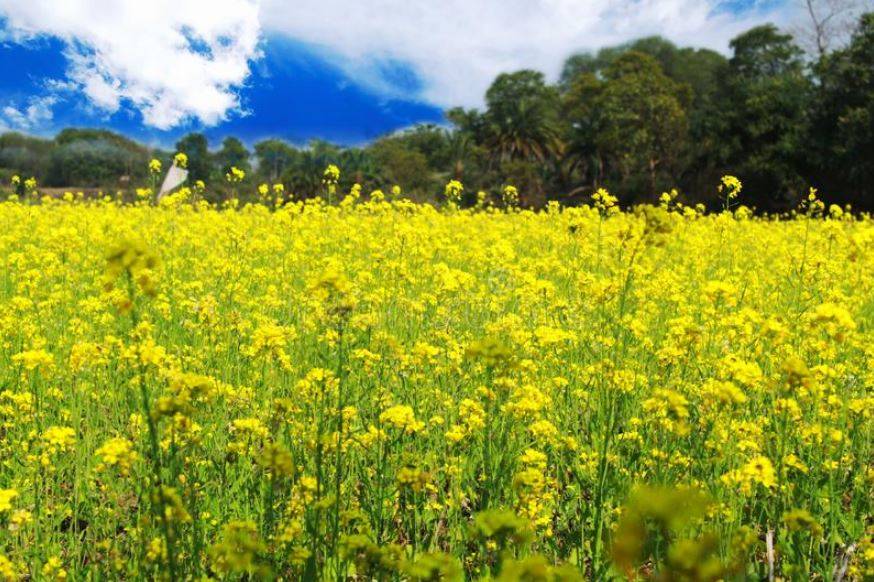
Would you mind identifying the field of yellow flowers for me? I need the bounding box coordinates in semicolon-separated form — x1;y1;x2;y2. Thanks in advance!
0;185;871;580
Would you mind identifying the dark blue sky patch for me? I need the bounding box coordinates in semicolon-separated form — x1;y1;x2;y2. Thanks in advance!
0;30;444;148
0;34;68;100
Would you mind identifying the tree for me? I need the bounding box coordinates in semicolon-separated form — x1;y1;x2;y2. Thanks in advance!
444;109;490;186
446;107;486;139
174;133;212;183
339;149;383;189
560;38;726;200
254;139;296;182
369;139;432;194
215;137;250;176
280;140;342;198
39;129;150;187
46;139;143;187
796;0;873;58
810;12;874;207
0;132;54;180
444;130;473;183
388;125;452;170
482;71;561;165
730;25;807;77
561;72;604;196
587;52;690;200
560;36;725;101
716;25;811;209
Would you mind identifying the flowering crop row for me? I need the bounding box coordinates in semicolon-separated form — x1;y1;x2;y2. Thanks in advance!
0;186;871;580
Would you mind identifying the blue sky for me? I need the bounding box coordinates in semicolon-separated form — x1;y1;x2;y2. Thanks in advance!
0;0;795;148
0;31;444;146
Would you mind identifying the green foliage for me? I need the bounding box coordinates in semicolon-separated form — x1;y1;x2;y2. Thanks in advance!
715;25;811;210
214;136;251;176
278;140;341;198
561;36;725;102
810;12;874;208
254;139;296;182
591;52;689;199
483;70;561;165
370;139;432;194
0;132;53;180
45;129;151;188
174;132;211;183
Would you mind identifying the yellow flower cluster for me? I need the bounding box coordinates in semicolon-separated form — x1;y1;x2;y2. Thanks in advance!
444;179;464;205
0;189;870;579
225;166;246;183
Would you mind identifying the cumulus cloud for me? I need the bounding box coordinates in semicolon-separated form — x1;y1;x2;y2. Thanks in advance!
0;0;262;129
260;0;795;107
1;95;57;129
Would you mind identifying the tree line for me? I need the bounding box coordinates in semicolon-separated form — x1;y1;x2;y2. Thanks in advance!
2;12;872;211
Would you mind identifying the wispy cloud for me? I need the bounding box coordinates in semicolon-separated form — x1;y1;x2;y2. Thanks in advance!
260;0;796;107
1;95;57;129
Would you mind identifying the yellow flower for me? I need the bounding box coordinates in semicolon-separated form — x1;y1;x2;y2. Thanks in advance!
444;180;464;205
225;166;246;183
592;187;618;215
11;349;54;372
42;426;76;453
322;164;340;184
41;556;67;581
721;455;777;495
209;520;268;576
718;175;742;199
0;163;870;578
95;437;138;476
502;185;519;207
0;554;18;581
379;405;424;434
0;489;18;512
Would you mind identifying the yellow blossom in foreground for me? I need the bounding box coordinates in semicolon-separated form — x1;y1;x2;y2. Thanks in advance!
11;349;54;372
0;489;17;512
722;455;777;495
95;437;138;476
379;405;425;434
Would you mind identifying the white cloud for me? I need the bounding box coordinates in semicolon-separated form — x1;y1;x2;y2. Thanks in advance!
0;0;802;128
1;95;57;129
260;0;796;107
0;0;262;129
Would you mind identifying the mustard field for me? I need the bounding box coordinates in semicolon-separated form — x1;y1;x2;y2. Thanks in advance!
0;193;871;580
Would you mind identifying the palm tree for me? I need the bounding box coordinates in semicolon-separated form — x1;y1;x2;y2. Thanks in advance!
482;70;562;167
445;130;472;181
484;98;561;165
339;149;384;189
